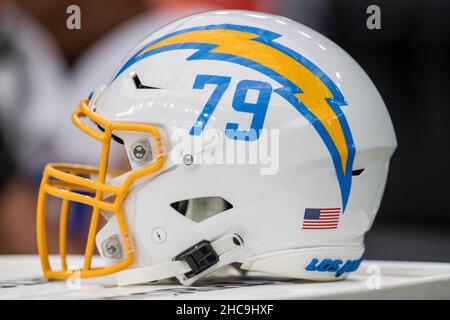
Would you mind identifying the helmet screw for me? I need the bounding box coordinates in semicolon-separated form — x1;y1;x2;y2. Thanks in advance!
106;243;118;255
101;235;123;260
183;154;194;166
133;144;146;160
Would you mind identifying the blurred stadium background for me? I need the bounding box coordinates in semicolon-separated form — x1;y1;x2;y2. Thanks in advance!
0;0;449;262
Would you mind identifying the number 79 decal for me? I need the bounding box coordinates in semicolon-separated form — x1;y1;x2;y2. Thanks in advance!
189;74;273;141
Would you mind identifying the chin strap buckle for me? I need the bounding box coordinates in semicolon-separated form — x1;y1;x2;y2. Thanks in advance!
175;240;219;279
116;234;243;286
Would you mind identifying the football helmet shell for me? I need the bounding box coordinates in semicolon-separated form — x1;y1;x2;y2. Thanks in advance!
37;10;396;285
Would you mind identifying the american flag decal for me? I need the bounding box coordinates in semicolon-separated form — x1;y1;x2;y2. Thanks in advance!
302;208;341;230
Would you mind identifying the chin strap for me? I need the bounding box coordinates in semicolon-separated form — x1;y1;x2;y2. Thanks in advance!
117;234;243;286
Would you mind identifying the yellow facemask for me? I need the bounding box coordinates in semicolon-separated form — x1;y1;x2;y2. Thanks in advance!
36;99;166;279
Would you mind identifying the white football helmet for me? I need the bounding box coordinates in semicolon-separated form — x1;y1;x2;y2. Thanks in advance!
37;10;397;286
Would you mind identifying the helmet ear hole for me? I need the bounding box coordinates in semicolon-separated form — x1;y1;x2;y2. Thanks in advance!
170;196;233;223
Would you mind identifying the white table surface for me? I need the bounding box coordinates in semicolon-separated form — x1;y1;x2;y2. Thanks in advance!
0;255;449;299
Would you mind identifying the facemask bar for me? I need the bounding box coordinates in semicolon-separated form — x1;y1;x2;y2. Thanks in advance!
37;99;166;279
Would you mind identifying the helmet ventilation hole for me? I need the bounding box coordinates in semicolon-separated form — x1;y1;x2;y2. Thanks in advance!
170;196;233;223
352;169;365;176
